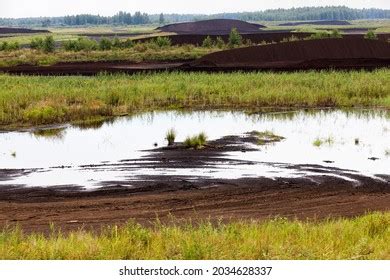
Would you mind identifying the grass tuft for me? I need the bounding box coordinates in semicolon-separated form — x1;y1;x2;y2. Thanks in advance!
184;132;208;149
165;128;176;146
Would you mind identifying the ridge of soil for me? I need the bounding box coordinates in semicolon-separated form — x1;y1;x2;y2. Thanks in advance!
0;27;50;34
157;19;265;34
188;38;390;68
279;20;351;26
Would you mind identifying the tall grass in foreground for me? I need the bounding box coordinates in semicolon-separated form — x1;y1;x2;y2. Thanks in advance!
0;70;389;127
0;213;389;260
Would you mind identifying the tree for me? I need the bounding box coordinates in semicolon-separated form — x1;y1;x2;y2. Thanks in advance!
216;36;225;48
30;38;44;50
228;28;242;48
43;36;55;53
99;38;112;50
202;36;214;48
159;13;165;25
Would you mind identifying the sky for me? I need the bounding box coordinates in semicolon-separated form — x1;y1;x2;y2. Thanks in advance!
0;0;389;18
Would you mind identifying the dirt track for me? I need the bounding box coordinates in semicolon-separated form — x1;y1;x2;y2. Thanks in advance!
1;176;389;233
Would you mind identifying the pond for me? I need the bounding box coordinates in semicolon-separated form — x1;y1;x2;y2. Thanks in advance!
0;109;389;189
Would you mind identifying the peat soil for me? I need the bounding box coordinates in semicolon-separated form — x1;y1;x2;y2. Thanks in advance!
0;133;389;233
279;20;351;26
0;27;50;35
1;38;389;75
157;19;265;34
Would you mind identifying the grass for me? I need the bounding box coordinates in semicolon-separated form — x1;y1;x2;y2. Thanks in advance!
313;136;335;147
254;130;285;145
0;212;389;260
165;128;176;146
184;132;207;149
0;45;218;67
0;70;389;128
32;128;66;139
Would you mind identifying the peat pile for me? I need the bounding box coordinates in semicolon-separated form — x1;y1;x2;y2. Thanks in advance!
157;19;265;35
187;38;390;70
0;27;50;34
135;31;311;46
279;20;351;26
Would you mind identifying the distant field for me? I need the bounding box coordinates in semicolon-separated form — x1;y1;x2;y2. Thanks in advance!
0;45;216;67
49;24;159;35
261;19;390;33
1;213;389;260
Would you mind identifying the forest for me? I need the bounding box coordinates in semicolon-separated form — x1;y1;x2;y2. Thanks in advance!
0;6;389;27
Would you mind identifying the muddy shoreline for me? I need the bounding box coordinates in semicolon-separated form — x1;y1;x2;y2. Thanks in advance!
0;133;389;233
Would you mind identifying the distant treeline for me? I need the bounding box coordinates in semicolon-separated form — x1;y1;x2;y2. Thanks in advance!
1;6;389;27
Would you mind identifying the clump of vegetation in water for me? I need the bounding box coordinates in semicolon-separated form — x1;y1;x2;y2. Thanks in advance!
313;136;335;147
32;128;66;139
165;128;176;146
253;130;285;145
184;132;207;149
354;138;360;145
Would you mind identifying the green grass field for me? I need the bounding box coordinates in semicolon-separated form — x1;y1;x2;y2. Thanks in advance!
1;213;388;260
0;45;217;67
0;70;389;128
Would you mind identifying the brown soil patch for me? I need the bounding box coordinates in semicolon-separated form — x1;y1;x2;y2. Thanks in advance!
188;38;390;69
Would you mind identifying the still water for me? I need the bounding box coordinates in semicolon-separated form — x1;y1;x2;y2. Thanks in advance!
0;109;389;188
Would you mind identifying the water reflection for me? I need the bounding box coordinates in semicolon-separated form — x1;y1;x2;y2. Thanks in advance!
0;109;388;188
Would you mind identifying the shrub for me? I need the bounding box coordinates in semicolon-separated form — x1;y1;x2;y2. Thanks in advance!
202;36;214;48
134;43;148;52
43;36;55;53
228;28;242;47
99;38;112;51
154;36;171;48
63;38;98;52
0;41;8;51
112;37;122;49
165;129;176;146
184;132;208;149
30;38;44;49
365;30;378;40
308;31;330;40
215;36;225;48
244;38;253;46
0;41;20;51
330;29;342;38
123;38;135;48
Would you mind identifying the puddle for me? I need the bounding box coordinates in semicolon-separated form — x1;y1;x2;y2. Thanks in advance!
0;109;389;189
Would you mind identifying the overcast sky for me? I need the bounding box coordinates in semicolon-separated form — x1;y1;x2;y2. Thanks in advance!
0;0;389;18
